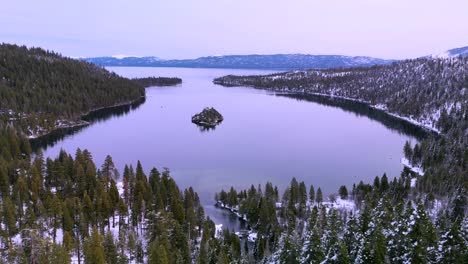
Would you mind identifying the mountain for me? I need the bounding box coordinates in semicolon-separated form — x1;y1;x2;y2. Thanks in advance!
84;54;394;70
432;45;468;58
84;46;468;70
84;55;162;67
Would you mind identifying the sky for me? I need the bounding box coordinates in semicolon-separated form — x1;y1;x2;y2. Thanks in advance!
1;0;467;59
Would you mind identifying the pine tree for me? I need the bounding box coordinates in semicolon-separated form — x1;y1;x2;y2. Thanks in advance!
336;241;350;264
101;155;115;187
49;243;71;264
83;191;94;227
84;226;106;264
316;187;323;204
3;197;17;243
409;201;437;263
109;180;120;227
62;231;74;253
117;198;128;233
380;173;389;192
149;241;169;264
279;235;300;264
323;209;341;262
437;222;467;264
403;141;413;159
127;231;136;261
339;185;348;199
450;188;467;223
103;232;118;264
343;214;361;260
302;226;324;263
371;225;386;264
309;185;315;204
62;202;73;233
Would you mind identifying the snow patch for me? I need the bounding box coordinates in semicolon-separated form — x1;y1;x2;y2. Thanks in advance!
215;224;223;238
401;157;424;176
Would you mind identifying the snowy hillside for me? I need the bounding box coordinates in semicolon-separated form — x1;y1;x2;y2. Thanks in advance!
214;57;468;134
432;46;468;58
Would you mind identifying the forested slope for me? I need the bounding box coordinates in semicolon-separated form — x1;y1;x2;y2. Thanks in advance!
0;44;145;137
0;45;220;263
213;176;467;263
215;57;467;133
215;57;468;196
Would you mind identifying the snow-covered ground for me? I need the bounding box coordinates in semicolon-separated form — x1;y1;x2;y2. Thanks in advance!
215;224;223;238
401;157;424;176
401;157;424;188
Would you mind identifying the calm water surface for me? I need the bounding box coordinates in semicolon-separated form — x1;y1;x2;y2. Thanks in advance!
39;67;419;230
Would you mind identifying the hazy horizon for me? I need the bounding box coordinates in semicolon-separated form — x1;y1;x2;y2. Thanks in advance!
1;0;467;60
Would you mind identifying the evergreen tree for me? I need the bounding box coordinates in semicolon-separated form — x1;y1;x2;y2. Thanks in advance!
302;227;324;263
62;231;74;253
309;185;315;204
84;226;106;264
339;185;348;199
3;197;17;243
149;241;170;264
103;232;118;264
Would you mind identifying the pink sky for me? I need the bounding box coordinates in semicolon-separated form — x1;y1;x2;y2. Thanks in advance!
1;0;467;59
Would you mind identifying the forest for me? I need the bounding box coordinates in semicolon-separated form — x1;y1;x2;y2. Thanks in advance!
0;44;145;138
0;129;213;263
0;44;466;263
213;175;466;263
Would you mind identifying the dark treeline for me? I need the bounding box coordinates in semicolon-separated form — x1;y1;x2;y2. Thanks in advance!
215;57;468;197
214;173;467;263
0;44;146;137
132;77;182;87
30;97;146;152
214;57;467;123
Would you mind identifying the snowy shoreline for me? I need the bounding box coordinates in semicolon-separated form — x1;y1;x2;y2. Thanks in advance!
27;95;146;140
271;90;441;134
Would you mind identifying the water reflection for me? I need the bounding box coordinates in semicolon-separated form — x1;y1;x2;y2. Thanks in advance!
31;97;146;151
34;67;424;232
277;93;430;140
204;205;248;232
82;97;146;123
195;122;223;132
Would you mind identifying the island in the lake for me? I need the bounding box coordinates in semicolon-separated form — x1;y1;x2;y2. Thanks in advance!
192;107;224;127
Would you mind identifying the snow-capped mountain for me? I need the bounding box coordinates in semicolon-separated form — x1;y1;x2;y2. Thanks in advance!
83;54;394;70
84;46;467;70
85;56;162;66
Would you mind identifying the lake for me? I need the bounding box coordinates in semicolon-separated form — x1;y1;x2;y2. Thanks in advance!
37;67;422;230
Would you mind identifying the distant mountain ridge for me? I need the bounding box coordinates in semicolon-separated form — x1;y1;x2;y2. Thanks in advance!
83;54;394;70
84;45;467;70
432;46;468;58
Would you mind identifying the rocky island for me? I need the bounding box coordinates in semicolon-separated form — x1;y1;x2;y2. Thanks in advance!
192;107;224;127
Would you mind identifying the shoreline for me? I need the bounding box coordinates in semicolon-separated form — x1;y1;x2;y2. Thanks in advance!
214;201;248;223
248;88;441;135
28;95;146;140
